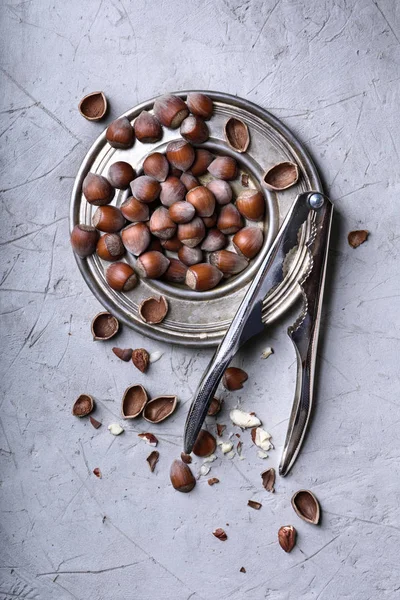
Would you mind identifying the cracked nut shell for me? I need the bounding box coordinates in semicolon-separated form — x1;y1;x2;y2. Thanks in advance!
139;295;169;323
143;395;177;423
170;459;196;493
121;384;148;419
78;91;107;121
291;490;321;525
72;394;94;417
224;117;250;152
132;348;150;373
263;162;299;191
91;312;119;341
223;367;248;390
278;525;296;552
193;429;217;457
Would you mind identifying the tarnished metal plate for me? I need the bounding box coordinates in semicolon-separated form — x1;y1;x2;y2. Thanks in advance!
70;91;322;347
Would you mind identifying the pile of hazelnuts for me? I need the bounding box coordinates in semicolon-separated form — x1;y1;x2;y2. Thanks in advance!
70;93;265;293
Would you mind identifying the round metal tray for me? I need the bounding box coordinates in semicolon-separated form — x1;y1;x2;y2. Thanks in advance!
70;91;322;347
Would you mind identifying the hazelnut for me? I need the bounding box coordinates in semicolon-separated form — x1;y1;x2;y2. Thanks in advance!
92;205;126;233
133;110;162;143
147;238;164;252
82;173;114;206
96;232;125;262
178;245;203;266
202;212;218;228
180;115;209;143
233;227;263;259
169;166;183;178
139;295;169;323
130;175;161;204
186;92;213;120
78;91;107;121
107;161;135;189
208;156;238;181
132;348;150;373
209;249;248;275
166;140;195;172
105;262;138;291
106;116;135;149
186;186;216;217
121;222;151;256
206;179;232;205
168;201;196;224
149;207;177;240
217;204;242;234
120;196;149;222
201;228;227;252
162;258;187;284
160;176;186;207
143;152;169;182
70;224;99;258
186;263;223;291
170;459;196;493
91;312;119;341
236;189;265;221
180;172;199;191
136;251;170;279
160;235;182;252
177;217;206;248
189;149;214;176
153;94;189;128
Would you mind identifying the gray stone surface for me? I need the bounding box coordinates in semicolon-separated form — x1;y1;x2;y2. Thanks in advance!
0;1;399;598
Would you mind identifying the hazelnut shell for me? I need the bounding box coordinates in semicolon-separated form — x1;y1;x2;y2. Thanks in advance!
121;384;148;419
193;429;217;457
72;394;94;417
121;222;151;256
185;263;223;291
139;295;169;323
78;91;107;121
120;196;150;222
143;395;178;423
143;152;169;182
166;140;195;172
263;162;299;191
91;312;119;341
224;117;250;153
92;205;126;233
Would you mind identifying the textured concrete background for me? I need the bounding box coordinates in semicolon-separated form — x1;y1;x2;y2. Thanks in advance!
0;1;399;599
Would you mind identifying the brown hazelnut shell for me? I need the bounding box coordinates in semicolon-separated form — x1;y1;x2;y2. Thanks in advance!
138;295;169;323
222;367;248;390
134;110;162;143
224;117;250;153
291;490;321;525
162;258;187;283
153;94;189;128
180;173;199;191
143;395;177;423
131;348;150;373
92;205;126;233
185;263;223;291
72;394;94;416
78;91;107;121
170;459;196;493
201;229;227;252
105;262;138;292
83;173;114;206
106;116;135;149
206;179;232;205
263;162;299;191
96;233;125;262
143;152;169;182
91;312;119;341
120;196;149;222
186;92;213;120
193;429;217;457
121;384;148;419
71;224;99;258
136;252;170;279
107;161;135;189
160;235;182;252
166;140;195;172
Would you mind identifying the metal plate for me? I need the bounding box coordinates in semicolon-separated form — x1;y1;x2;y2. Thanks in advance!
70;91;322;347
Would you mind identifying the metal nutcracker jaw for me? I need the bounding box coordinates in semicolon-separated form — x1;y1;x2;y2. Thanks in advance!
183;191;333;476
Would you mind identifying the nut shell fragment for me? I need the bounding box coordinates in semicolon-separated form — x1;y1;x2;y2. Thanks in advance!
193;429;217;457
208;477;220;486
138;432;158;446
132;348;150;373
213;528;227;541
181;452;192;464
291;490;320;525
348;230;368;248
112;347;133;362
248;500;262;510
139;296;169;324
278;525;296;553
90;416;102;429
263;162;299;191
261;468;275;492
121;384;148;419
224;117;250;153
223;367;248;391
147;450;159;472
143;395;177;424
207;397;222;416
72;394;94;417
91;312;119;341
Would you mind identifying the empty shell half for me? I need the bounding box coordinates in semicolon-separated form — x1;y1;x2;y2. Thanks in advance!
143;395;178;423
139;296;169;324
291;489;321;525
72;394;94;417
121;384;148;419
263;162;299;191
224;117;250;153
91;312;119;341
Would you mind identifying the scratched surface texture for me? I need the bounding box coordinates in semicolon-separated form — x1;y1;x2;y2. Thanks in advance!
0;0;399;599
